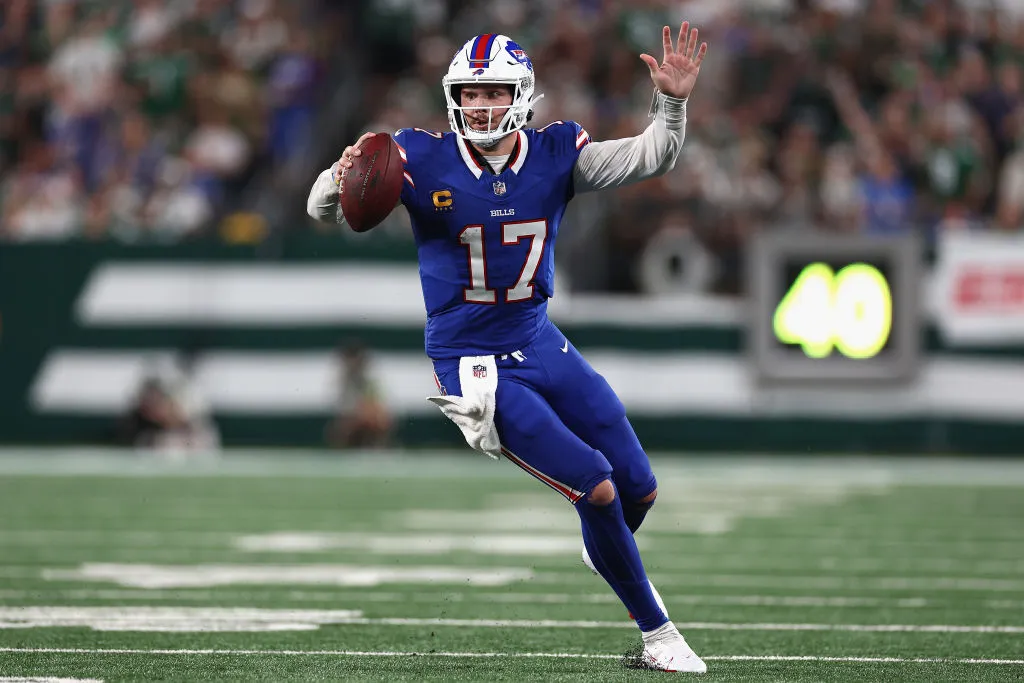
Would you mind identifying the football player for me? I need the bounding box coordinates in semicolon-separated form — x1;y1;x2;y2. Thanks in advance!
308;23;707;673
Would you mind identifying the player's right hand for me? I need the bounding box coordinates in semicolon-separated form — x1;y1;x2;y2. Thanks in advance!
335;132;378;184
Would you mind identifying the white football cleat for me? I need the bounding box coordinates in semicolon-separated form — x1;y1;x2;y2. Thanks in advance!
641;621;707;673
581;546;599;575
581;547;669;619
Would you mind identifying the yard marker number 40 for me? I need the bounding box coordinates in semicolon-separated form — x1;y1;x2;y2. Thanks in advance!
773;262;892;360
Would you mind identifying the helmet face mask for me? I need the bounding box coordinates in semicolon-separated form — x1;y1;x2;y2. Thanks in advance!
443;35;544;148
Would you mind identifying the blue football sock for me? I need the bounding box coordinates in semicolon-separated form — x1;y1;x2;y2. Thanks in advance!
622;498;655;534
576;489;667;632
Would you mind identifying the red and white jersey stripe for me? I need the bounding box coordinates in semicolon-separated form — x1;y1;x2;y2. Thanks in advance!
501;446;585;504
575;127;591;150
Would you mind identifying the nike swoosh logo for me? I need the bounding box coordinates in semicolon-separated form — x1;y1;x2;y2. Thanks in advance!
560;340;568;353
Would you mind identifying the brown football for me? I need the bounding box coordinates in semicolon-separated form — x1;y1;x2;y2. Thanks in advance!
339;133;404;233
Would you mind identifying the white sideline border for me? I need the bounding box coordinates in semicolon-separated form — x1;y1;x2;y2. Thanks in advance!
0;648;1021;666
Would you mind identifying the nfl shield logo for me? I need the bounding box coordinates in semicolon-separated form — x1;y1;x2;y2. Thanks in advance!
472;364;487;379
492;180;506;196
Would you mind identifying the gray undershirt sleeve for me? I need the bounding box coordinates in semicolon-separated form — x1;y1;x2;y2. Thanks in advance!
572;90;687;194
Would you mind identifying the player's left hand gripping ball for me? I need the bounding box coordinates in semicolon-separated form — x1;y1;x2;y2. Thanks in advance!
639;21;707;100
338;132;404;233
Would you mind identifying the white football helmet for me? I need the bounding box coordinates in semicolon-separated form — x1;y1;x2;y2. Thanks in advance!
442;34;544;148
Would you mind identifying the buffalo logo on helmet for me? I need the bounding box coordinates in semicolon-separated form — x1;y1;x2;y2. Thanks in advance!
505;41;532;69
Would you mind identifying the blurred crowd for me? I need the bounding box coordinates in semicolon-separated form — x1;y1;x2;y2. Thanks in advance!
9;0;1024;294
355;0;1024;293
0;0;337;242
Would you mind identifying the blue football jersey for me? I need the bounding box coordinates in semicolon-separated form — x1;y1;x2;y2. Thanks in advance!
394;122;591;359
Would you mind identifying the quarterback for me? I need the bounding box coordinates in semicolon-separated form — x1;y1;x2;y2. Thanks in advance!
308;23;707;673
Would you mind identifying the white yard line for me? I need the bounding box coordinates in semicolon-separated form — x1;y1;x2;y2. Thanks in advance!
540;573;1024;592
606;555;1024;574
986;599;1024;609
0;647;1021;666
17;589;1024;611
650;537;1024;555
462;594;934;608
0;450;1023;484
11;562;1024;592
2;532;1021;551
0;608;1019;633
251;618;1023;633
0;607;365;632
4;531;1023;569
0;531;230;547
9;564;1024;592
231;532;611;555
0;589;935;608
38;563;535;589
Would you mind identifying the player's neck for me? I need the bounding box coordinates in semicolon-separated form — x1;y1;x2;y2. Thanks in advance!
471;132;518;157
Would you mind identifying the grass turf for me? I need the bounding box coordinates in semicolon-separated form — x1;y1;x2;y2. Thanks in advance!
0;450;1022;681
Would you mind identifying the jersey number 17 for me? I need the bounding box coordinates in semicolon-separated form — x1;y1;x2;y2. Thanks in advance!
458;219;547;304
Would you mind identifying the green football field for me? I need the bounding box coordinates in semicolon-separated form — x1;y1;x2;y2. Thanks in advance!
0;450;1022;682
